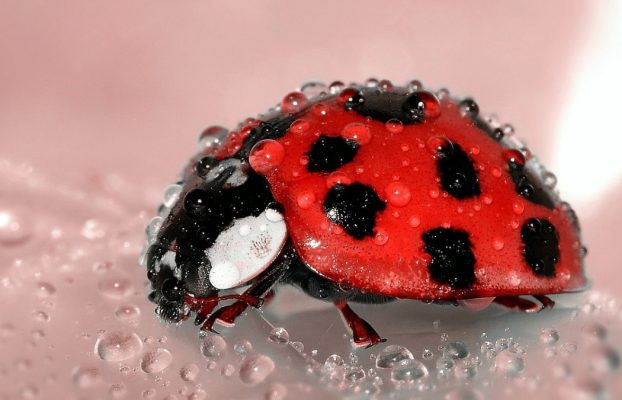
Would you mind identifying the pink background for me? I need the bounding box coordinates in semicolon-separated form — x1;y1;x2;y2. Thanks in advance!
1;1;621;398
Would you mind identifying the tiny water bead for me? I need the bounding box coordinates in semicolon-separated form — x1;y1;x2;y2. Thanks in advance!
114;304;141;322
95;331;143;362
296;191;316;209
390;359;429;383
539;328;560;345
376;345;414;369
444;341;469;359
239;354;275;385
141;348;173;374
0;209;31;245
300;81;328;99
385;119;404;134
341;122;372;145
72;366;102;388
268;327;289;345
402;91;441;122
81;218;106;240
426;136;453;157
98;275;134;298
200;335;227;359
280;92;309;114
162;184;183;208
180;363;200;381
385;182;412;207
35;282;56;298
197;126;228;152
234;340;253;355
459;98;479;118
338;88;365;110
249;139;285;174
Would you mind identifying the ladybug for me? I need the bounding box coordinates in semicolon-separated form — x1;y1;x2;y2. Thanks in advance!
141;80;587;347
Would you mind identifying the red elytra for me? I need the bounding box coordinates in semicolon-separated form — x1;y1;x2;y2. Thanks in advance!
232;94;589;300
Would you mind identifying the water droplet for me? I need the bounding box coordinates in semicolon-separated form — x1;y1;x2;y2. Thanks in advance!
162;184;183;208
72;366;102;388
239;354;275;384
338;88;365;110
540;328;560;345
98;275;134;298
391;359;428;383
311;103;330;117
180;363;200;381
280;92;308;114
492;238;505;251
512;200;525;215
376;345;414;369
384;182;411;207
35;282;55;298
589;345;620;373
290;119;310;134
373;228;389;245
403;91;441;121
325;171;351;187
31;310;50;322
543;171;558;188
444;341;469;359
582;323;607;342
426;136;453;156
300;81;327;98
296;191;316;209
379;79;393;91
341;122;372;145
115;304;141;322
142;388;157;399
459;98;479;118
559;342;578;356
95;331;143;362
81;219;106;240
291;341;304;353
141;348;172;374
197;126;228;152
109;383;127;399
408;80;423;91
0;209;31;245
268;327;289;345
221;364;235;378
200;335;227;359
504;149;526;167
264;383;288;400
494;349;524;376
453;357;479;379
234;340;253;355
145;216;163;244
422;349;433;360
385;119;404;133
249;139;285;174
324;80;344;94
409;216;421;228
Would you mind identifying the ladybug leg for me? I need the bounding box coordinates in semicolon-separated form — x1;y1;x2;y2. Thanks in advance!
493;296;542;313
201;251;294;332
335;301;385;348
534;295;555;310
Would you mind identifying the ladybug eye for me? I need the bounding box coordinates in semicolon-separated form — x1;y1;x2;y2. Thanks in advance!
161;278;185;302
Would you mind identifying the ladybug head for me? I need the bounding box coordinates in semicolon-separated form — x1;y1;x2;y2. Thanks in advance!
145;155;287;321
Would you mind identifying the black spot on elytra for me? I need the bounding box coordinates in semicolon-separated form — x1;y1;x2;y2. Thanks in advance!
323;182;386;239
436;143;481;199
307;135;359;172
507;162;556;209
520;218;560;277
422;228;476;289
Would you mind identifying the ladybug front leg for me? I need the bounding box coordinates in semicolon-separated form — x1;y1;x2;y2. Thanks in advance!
335;301;385;348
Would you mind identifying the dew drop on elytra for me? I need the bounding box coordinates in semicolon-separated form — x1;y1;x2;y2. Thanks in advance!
459;98;479;118
300;81;327;99
95;331;143;362
141;348;173;374
162;184;183;208
268;327;289;345
328;81;345;94
200;335;227;359
239;354;275;384
385;118;404;134
197;126;228;152
280;92;308;114
248;139;285;174
376;345;414;369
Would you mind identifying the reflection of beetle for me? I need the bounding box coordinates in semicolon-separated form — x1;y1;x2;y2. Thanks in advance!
141;81;587;347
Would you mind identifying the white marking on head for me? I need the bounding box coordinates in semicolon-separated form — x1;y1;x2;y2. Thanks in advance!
207;209;287;290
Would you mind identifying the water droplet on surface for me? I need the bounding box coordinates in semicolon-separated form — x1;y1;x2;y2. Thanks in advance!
221;364;235;378
300;81;327;98
98;275;133;298
454;357;479;379
582;323;607;342
200;335;227;359
109;383;127;398
162;184;183;208
426;136;453;156
265;382;288;400
234;340;253;355
403;91;441;121
198;126;228;151
0;209;31;245
141;348;172;374
268;327;289;345
391;359;428;383
296;191;316;209
385;182;411;207
338;88;365;110
95;331;143;362
72;366;102;388
492;238;505;251
145;216;163;244
422;349;433;360
141;388;157;399
373;228;389;245
540;328;560;345
376;345;414;369
328;81;345;94
408;79;423;91
504;149;526;167
81;219;106;240
494;349;524;376
115;304;141;322
444;341;469;359
249;139;285;174
589;345;620;373
385;119;404;133
280;92;308;114
35;282;55;298
459;98;479;117
239;354;275;384
341;122;372;145
31;310;50;322
180;363;200;381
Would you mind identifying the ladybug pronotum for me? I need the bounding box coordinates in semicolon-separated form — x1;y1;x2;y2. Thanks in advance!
140;80;587;347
